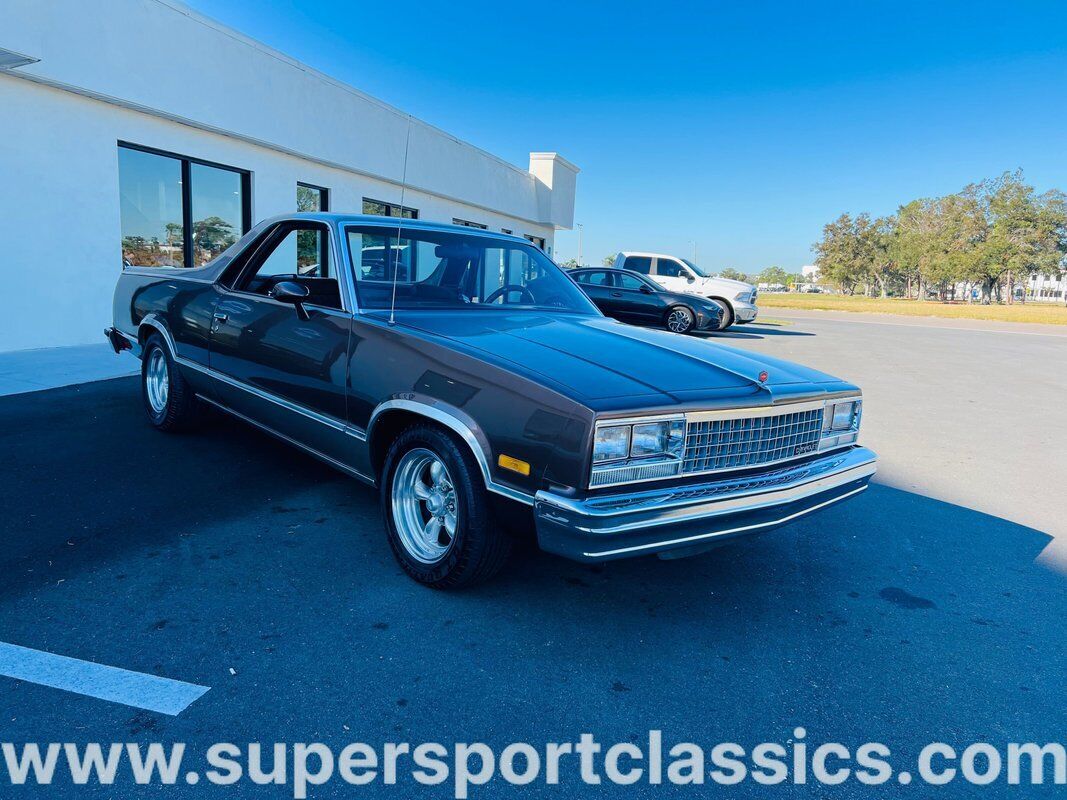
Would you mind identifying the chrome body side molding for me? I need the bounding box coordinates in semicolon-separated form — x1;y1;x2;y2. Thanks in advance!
197;395;374;485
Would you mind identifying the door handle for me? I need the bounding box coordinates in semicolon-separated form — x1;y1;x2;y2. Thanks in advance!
611;292;622;297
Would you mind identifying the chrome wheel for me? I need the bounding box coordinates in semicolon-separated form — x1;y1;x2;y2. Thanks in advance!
145;347;170;414
391;448;458;564
666;307;694;333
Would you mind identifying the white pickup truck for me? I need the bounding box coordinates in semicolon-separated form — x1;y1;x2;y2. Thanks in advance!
612;252;758;329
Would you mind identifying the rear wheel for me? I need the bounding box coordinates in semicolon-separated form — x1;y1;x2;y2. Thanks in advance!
141;334;200;431
664;305;696;334
381;424;512;588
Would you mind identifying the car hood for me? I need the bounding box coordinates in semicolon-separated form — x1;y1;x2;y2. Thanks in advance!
696;276;753;293
392;310;850;407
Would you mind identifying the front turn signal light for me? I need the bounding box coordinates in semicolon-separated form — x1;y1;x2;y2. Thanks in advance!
498;454;531;476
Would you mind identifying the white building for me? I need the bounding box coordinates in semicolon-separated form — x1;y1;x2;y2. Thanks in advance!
1026;272;1067;303
1;0;578;353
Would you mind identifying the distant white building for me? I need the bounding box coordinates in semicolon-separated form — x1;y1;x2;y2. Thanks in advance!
1;0;578;353
1026;272;1066;303
801;264;820;280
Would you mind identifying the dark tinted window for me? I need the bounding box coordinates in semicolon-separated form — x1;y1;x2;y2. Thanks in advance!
298;183;329;212
118;147;184;268
119;144;249;269
190;163;243;266
363;198;418;218
575;271;611;286
616;273;650;291
655;258;685;277
623;256;652;275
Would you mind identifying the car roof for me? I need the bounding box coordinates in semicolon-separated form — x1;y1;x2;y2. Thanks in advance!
262;212;532;243
617;251;683;259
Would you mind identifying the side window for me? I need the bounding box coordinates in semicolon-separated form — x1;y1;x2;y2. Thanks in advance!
616;273;647;291
236;224;342;310
251;228;329;279
577;271;610;286
623;256;652;275
655;258;684;277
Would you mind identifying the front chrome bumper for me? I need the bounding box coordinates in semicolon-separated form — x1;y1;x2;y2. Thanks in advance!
534;446;876;561
733;301;758;322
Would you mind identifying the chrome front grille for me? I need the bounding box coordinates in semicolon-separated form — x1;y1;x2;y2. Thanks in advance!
682;407;824;474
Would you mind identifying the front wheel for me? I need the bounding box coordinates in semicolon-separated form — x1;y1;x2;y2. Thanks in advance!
381;424;512;588
664;305;696;334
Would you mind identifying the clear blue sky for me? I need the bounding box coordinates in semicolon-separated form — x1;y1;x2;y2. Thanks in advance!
186;0;1067;272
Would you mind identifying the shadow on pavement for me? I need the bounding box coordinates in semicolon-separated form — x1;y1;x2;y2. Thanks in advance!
1;376;1062;799
697;322;816;340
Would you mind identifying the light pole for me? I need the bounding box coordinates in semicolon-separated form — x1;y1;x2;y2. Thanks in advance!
576;224;584;267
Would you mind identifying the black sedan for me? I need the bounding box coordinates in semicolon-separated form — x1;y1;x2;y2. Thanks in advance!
569;267;726;334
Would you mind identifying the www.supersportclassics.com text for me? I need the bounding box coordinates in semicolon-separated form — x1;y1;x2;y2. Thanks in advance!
3;731;1064;797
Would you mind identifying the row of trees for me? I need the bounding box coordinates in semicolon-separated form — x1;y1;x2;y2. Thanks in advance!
813;171;1067;303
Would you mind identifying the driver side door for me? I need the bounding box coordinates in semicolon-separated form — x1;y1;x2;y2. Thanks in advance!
208;220;354;462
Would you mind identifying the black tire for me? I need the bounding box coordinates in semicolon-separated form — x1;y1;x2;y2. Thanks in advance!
381;424;512;589
664;304;696;335
711;298;734;329
141;333;200;432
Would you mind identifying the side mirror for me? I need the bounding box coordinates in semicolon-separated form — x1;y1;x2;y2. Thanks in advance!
639;284;654;294
270;280;311;321
686;275;696;284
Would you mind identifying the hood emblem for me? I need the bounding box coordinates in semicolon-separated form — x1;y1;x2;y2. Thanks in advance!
758;370;769;383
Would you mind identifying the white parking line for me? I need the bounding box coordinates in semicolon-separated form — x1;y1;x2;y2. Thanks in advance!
0;641;210;716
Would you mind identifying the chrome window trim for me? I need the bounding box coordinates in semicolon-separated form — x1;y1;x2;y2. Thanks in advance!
224;219;354;314
588;396;863;489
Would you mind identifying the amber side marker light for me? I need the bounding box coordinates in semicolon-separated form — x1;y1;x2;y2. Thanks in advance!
498;454;531;476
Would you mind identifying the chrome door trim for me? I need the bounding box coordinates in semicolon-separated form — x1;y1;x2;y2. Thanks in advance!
179;357;367;441
197;395;374;485
139;316;366;441
368;399;535;506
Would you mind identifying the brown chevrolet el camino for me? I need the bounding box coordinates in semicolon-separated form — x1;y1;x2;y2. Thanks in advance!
106;214;877;588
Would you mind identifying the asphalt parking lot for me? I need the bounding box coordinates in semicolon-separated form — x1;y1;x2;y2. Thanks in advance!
1;310;1064;798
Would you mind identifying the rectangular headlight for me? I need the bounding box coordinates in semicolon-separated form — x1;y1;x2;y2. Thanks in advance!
593;425;631;463
821;398;861;443
831;400;859;431
630;420;685;459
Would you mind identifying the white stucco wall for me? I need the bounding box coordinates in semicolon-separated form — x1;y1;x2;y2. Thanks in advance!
0;0;577;352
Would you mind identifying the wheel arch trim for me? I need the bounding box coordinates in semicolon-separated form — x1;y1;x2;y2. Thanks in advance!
368;398;534;506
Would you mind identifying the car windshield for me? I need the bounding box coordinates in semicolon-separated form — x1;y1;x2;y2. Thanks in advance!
346;226;599;314
681;258;713;278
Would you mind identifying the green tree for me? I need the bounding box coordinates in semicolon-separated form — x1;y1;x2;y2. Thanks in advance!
719;267;751;282
813;213;869;294
969;171;1067;303
192;216;236;263
602;255;616;267
757;266;790;286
